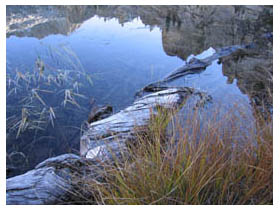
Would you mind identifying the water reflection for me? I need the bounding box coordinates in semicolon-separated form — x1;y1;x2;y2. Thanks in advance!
6;5;272;177
7;6;272;59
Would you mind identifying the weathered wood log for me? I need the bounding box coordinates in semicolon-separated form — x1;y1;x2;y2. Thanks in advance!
6;154;87;204
80;87;211;159
7;87;208;204
5;41;268;205
87;105;113;124
135;44;251;98
6;153;112;205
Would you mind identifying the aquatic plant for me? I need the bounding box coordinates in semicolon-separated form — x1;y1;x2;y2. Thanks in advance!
6;45;96;176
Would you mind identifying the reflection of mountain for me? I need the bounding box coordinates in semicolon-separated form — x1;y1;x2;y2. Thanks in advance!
160;6;272;59
6;6;98;39
7;6;272;59
7;5;273;114
92;5;273;116
221;39;273;116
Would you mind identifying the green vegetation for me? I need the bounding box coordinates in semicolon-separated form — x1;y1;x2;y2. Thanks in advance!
78;105;272;205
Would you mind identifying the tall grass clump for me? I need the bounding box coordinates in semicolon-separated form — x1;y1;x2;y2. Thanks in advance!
84;104;272;205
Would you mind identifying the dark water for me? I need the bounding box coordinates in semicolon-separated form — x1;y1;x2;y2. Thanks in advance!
6;5;272;177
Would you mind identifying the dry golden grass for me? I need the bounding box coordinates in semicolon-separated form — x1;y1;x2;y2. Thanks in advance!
81;104;272;205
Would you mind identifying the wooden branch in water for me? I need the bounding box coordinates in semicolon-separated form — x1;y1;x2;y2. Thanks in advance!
135;44;250;98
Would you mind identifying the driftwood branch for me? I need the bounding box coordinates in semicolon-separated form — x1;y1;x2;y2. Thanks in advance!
135;44;251;98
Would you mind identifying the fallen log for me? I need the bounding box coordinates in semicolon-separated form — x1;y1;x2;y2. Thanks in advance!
135;44;252;98
7;87;210;204
80;87;202;159
5;42;268;205
6;154;92;205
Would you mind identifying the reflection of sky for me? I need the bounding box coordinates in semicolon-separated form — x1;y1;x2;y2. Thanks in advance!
6;15;250;111
6;16;184;110
67;16;182;76
186;47;216;62
172;47;250;107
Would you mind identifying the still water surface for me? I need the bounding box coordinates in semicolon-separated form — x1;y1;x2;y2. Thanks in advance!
6;6;272;177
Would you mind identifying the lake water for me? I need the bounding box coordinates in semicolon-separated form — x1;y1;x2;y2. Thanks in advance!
6;6;272;177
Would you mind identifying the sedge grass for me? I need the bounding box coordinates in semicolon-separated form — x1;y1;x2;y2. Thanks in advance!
82;104;272;205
